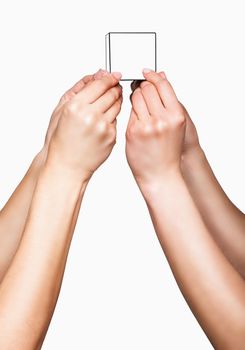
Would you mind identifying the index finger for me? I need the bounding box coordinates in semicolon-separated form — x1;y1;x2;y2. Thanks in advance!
127;108;139;131
59;74;95;105
73;72;122;105
131;88;149;121
66;74;94;94
142;70;179;109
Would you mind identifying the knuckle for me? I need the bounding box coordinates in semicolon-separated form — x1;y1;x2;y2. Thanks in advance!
154;119;168;134
82;110;96;126
95;119;108;135
170;112;186;127
64;101;78;115
178;114;186;125
140;123;154;137
126;124;137;140
104;74;117;87
77;105;96;125
141;82;153;91
110;87;120;100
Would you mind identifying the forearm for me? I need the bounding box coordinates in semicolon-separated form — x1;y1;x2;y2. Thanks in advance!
0;162;87;349
181;146;245;278
142;173;245;349
0;149;46;281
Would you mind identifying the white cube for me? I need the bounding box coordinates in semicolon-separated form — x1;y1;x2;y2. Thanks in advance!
105;32;157;81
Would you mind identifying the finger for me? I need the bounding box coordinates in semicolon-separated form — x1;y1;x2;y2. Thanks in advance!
142;69;179;109
60;69;110;105
93;84;122;113
94;69;109;80
129;79;145;103
74;72;122;105
140;81;165;116
59;73;97;105
103;96;123;123
131;88;150;121
159;71;167;79
66;74;95;95
127;108;139;131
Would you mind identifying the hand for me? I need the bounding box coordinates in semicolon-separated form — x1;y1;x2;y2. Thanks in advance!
42;69;108;158
46;71;123;181
130;78;200;158
126;70;186;188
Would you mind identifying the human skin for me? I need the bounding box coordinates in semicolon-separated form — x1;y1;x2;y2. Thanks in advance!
0;70;122;349
130;76;245;280
0;69;106;282
126;69;245;349
180;119;245;279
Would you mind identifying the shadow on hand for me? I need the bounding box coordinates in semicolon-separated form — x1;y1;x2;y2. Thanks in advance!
129;80;145;103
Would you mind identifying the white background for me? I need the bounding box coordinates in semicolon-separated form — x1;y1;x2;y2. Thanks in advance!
109;32;156;79
0;0;245;349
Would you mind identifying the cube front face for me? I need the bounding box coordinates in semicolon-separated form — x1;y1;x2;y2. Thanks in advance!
105;32;157;81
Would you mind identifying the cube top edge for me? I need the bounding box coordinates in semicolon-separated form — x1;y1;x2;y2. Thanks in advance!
106;32;156;36
105;31;157;80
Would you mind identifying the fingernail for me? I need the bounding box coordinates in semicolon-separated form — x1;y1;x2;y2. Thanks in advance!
112;72;122;80
143;68;153;74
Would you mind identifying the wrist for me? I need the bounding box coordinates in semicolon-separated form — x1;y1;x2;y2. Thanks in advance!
27;148;48;181
137;169;184;201
181;145;206;170
43;156;90;191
